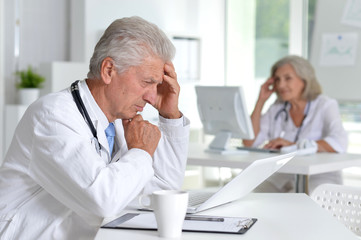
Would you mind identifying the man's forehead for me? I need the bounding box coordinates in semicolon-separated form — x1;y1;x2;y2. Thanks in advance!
137;58;164;80
143;56;164;69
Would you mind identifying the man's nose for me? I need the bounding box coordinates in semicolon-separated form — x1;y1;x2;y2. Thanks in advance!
143;86;157;105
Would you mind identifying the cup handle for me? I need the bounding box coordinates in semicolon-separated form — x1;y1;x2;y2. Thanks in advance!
138;194;151;209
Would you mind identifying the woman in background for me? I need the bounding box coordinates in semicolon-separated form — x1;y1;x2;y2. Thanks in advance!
243;55;348;193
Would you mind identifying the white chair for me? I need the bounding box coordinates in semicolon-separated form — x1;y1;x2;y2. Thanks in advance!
310;183;361;237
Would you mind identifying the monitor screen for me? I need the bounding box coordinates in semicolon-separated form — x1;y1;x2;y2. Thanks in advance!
195;86;254;154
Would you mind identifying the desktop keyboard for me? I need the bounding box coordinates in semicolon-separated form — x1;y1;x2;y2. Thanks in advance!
236;146;280;153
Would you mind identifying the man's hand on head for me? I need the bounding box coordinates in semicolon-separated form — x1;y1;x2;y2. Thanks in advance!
154;62;182;119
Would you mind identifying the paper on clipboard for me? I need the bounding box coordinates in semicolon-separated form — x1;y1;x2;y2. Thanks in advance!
102;212;257;234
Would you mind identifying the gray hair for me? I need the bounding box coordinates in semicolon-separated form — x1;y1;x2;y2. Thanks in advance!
271;55;322;101
87;16;175;79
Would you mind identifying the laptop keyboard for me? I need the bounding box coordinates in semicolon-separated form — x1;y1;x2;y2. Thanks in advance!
188;191;214;207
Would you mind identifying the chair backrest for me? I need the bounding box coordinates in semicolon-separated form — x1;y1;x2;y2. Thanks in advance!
310;183;361;237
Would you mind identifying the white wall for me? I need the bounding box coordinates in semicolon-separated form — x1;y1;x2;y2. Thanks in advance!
198;0;225;85
0;0;5;159
75;0;201;62
70;0;225;86
4;0;70;105
4;0;17;106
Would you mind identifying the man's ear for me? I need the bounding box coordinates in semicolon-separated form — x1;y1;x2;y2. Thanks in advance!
100;57;115;84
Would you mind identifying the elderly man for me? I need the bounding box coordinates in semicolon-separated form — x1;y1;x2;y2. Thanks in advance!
0;16;189;239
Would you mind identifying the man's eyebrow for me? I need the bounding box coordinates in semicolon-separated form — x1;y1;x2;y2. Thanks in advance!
149;77;162;84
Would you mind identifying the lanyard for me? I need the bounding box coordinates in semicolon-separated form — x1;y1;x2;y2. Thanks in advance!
275;101;311;143
71;80;101;154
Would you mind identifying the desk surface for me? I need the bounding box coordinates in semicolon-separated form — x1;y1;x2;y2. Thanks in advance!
188;143;361;175
95;193;357;240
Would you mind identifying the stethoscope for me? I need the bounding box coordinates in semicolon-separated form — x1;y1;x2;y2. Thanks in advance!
274;101;311;142
71;80;101;155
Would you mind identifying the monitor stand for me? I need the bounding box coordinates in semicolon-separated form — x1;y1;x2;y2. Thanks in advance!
205;131;249;155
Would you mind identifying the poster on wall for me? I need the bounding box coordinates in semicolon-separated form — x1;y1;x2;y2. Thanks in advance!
341;0;361;28
319;32;358;66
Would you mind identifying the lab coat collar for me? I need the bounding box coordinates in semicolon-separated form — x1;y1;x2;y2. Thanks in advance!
77;80;111;156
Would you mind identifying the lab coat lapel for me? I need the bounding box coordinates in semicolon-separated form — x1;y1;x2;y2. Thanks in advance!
114;120;125;146
95;120;110;155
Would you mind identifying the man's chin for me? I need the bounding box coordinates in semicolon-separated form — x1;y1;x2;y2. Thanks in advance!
127;112;139;120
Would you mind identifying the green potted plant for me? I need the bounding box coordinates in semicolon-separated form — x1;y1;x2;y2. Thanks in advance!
15;66;45;105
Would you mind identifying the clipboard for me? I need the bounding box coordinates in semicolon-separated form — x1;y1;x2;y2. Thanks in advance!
101;212;257;234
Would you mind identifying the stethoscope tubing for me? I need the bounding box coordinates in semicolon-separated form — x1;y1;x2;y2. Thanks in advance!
274;101;311;142
71;80;101;152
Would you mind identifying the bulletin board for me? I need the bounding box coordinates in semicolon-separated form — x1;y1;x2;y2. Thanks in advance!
310;0;361;101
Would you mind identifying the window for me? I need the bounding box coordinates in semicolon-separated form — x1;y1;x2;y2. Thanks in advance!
255;0;290;79
226;0;313;112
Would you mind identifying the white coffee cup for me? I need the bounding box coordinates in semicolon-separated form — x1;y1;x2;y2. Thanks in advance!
139;190;189;238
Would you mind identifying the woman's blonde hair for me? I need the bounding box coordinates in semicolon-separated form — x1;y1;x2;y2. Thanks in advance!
271;55;322;101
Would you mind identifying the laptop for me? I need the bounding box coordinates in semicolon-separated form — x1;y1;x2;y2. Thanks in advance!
187;151;295;213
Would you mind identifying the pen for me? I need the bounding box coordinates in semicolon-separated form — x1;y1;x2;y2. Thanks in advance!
185;216;224;222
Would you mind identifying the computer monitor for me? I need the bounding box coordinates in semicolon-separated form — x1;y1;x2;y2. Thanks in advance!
195;86;254;154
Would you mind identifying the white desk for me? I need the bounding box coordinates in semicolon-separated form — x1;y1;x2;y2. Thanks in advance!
188;143;361;192
95;193;357;240
188;143;361;174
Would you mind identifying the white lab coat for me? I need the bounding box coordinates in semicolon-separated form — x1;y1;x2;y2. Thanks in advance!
0;80;190;239
253;95;348;192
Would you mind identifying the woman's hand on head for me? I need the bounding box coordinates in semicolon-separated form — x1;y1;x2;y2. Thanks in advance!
258;77;276;103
